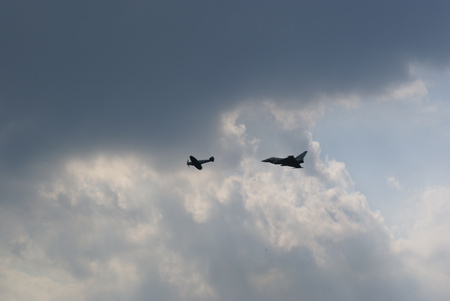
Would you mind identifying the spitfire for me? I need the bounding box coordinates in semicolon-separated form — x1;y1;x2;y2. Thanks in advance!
187;156;215;170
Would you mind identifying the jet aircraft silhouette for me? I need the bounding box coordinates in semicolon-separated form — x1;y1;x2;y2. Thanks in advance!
262;151;307;168
187;156;215;170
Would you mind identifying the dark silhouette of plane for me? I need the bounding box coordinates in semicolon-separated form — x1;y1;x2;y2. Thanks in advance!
187;156;215;170
262;151;307;168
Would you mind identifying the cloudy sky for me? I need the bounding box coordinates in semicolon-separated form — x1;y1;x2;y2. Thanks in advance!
1;1;450;300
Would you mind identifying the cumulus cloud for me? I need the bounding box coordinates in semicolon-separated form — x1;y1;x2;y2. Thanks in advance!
1;104;448;300
394;186;450;300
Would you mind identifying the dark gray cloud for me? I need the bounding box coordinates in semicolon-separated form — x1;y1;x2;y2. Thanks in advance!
1;0;450;171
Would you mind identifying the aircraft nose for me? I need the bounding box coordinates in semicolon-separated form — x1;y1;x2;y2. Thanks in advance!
261;158;269;162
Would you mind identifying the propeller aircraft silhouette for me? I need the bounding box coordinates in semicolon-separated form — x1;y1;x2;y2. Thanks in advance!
187;156;215;170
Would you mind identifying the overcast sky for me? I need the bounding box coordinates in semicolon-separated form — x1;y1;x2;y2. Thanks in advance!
1;1;450;300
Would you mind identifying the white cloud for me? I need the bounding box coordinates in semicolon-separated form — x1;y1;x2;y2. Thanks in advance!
387;176;403;190
263;100;326;131
0;264;83;301
378;79;428;102
1;102;448;301
395;185;450;300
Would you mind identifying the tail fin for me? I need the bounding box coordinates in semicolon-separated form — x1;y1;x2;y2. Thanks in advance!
295;151;307;161
209;156;215;162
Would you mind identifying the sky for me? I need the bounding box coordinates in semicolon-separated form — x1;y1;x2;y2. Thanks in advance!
1;1;449;300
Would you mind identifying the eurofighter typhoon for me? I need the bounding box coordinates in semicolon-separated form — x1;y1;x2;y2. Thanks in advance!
262;151;307;168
